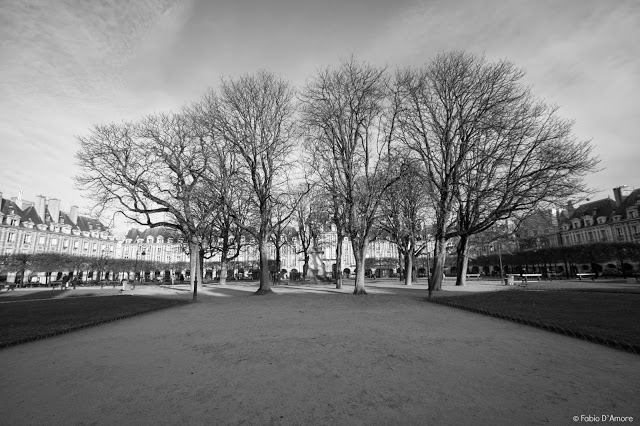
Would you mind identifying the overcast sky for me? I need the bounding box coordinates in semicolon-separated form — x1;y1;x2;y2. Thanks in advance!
1;0;638;235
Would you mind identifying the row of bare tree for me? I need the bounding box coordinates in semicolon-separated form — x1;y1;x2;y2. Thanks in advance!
75;51;598;298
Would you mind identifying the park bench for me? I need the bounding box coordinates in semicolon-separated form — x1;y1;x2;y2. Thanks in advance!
519;274;542;284
465;273;481;280
576;273;595;281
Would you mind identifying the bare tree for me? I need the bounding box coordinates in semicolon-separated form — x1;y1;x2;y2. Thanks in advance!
75;111;215;300
269;195;297;283
377;159;431;285
293;185;328;281
204;71;297;295
301;58;400;295
397;51;599;296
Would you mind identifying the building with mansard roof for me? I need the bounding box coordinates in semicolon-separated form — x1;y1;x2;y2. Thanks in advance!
558;187;640;246
0;191;117;283
120;222;405;282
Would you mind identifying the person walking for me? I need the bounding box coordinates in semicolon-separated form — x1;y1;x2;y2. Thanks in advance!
61;274;69;290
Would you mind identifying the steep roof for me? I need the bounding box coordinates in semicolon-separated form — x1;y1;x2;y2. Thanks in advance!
75;215;108;232
20;205;44;225
124;227;180;242
614;188;640;217
1;198;22;217
563;198;617;222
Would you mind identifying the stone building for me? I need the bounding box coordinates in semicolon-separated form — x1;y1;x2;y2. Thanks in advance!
120;223;402;282
558;186;640;246
0;191;116;283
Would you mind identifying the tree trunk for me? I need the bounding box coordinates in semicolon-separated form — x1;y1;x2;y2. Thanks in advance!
455;234;470;286
404;246;413;286
353;238;368;295
398;249;404;282
256;237;272;294
275;245;282;283
428;236;448;298
199;248;205;284
189;241;202;299
335;235;344;289
219;258;228;285
411;253;417;281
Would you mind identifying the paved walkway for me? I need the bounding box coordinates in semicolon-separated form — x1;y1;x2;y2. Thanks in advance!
1;282;638;425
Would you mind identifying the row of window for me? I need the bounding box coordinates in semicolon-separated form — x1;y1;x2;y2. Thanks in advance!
4;232;114;252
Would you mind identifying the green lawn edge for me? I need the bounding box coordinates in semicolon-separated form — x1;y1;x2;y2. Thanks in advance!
426;295;640;356
0;296;191;350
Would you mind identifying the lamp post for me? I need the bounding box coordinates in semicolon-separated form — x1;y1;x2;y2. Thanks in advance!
132;243;146;290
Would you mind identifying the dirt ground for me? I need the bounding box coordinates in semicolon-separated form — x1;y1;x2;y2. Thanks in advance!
1;280;639;425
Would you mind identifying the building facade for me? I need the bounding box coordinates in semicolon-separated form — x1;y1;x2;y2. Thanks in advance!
121;224;404;281
0;191;116;283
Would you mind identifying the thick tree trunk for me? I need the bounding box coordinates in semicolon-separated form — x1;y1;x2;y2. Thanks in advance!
411;253;417;281
256;238;272;294
455;234;470;286
335;235;344;289
404;246;413;286
428;236;448;298
275;247;282;283
188;241;202;300
219;258;228;285
398;249;404;282
353;238;368;295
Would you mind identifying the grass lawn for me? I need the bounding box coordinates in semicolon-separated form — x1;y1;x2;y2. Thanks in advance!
0;295;189;348
436;290;640;348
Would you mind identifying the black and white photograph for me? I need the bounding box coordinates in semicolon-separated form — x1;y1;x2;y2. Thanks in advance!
1;0;638;424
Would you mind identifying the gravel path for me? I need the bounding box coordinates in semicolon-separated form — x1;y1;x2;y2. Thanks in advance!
1;281;638;425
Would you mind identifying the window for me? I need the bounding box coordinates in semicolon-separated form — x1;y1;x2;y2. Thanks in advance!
63;239;69;249
51;238;58;246
93;243;98;252
74;240;79;249
83;242;89;250
38;236;45;245
617;228;624;237
23;235;32;244
7;233;16;243
629;211;638;219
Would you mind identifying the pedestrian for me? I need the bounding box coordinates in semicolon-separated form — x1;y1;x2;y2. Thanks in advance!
61;274;69;290
71;276;77;289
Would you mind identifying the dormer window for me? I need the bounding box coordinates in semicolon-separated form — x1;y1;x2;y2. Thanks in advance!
147;236;154;244
613;215;622;222
572;220;580;229
167;238;173;244
157;236;164;244
628;210;638;219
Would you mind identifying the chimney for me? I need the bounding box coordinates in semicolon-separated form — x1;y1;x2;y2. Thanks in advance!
0;191;3;210
566;200;575;215
613;186;625;207
35;195;46;223
48;198;61;223
69;205;78;225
